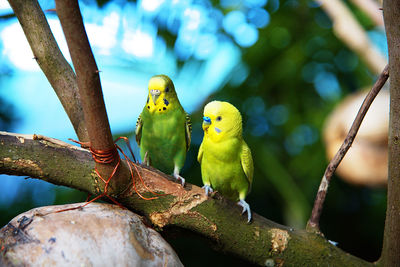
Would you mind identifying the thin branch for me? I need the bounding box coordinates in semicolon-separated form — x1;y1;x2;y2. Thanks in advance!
8;0;88;142
307;64;389;231
0;132;373;266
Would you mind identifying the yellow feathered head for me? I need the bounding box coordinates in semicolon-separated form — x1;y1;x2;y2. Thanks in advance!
146;74;179;113
202;101;243;142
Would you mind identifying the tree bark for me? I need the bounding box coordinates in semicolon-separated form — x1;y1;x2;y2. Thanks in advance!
54;0;128;191
381;0;400;266
0;132;373;266
8;0;88;142
54;0;113;152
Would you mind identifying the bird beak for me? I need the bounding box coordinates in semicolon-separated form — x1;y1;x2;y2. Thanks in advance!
203;116;211;127
150;89;161;105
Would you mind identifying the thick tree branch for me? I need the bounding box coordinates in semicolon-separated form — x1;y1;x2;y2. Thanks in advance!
307;65;389;231
0;132;373;266
381;0;400;265
54;0;126;190
55;0;113;151
8;0;88;142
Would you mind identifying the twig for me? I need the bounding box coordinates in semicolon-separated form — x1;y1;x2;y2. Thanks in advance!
307;64;389;231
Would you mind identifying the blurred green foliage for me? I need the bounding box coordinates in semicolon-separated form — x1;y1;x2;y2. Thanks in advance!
0;0;387;265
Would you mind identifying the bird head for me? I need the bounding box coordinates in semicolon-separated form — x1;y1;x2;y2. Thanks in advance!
146;74;178;114
202;101;242;142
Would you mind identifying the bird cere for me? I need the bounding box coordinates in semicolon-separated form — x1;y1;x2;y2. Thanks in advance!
136;75;254;222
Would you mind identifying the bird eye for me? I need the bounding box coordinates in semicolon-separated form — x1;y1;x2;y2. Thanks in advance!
216;116;222;121
165;87;169;92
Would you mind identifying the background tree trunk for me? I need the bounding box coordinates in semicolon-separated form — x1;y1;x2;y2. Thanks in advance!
381;0;400;265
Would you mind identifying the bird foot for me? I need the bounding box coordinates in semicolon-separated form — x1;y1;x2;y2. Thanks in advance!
173;173;185;187
202;185;214;196
237;199;252;223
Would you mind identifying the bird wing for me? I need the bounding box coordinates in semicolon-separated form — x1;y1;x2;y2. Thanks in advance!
135;113;143;146
197;141;204;164
185;112;192;152
241;141;254;185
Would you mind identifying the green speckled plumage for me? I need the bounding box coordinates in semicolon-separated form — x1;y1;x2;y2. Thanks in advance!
135;75;191;178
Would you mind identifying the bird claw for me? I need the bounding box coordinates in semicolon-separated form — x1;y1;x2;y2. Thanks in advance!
202;185;214;196
237;199;252;223
173;173;185;187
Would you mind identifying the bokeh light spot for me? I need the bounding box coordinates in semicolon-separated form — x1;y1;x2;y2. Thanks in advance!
269;27;291;49
247;8;270;28
305;36;326;56
122;28;155;58
243;96;266;116
223;10;246;35
315;10;332;29
229;63;249;87
141;0;165;12
334;49;359;72
268;105;288;125
312;50;334;62
244;0;268;8
220;0;242;9
234;23;259;47
194;33;218;59
284;125;318;155
313;71;341;101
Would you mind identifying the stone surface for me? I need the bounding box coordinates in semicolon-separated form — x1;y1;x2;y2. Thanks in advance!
0;203;183;267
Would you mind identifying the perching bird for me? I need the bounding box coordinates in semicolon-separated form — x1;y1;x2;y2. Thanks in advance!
197;101;254;222
135;74;191;186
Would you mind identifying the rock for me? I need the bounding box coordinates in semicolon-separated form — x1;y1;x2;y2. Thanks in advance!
0;203;183;267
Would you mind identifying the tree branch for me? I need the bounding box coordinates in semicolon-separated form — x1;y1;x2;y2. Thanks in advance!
8;0;88;142
307;64;389;231
381;0;400;265
318;0;387;74
55;0;113;151
349;0;384;27
54;0;126;190
0;132;373;266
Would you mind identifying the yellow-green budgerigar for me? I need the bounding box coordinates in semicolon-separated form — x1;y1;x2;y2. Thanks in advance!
197;101;254;222
135;74;191;185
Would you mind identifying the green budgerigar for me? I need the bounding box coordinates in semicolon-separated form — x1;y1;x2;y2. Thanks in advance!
197;101;254;222
135;74;191;185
